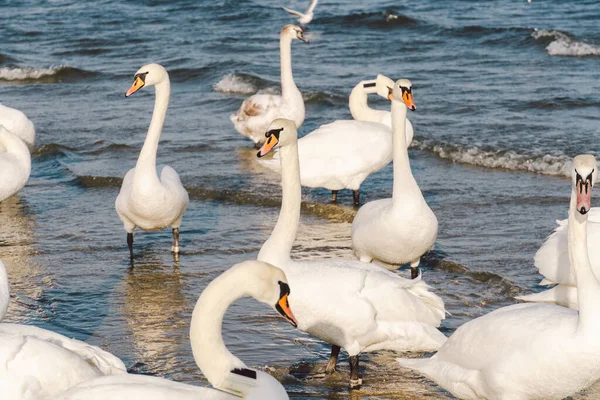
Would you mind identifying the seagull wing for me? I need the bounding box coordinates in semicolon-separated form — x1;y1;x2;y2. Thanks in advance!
281;6;304;18
306;0;318;14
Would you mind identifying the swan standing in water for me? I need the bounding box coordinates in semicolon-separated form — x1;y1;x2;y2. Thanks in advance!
0;126;31;202
230;25;307;147
517;207;600;309
0;260;127;400
116;64;189;259
258;75;414;206
398;155;600;400
256;118;446;387
0;104;35;149
281;0;318;30
50;260;297;400
351;79;437;275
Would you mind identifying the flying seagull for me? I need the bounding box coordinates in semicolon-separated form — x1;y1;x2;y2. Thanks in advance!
282;0;318;30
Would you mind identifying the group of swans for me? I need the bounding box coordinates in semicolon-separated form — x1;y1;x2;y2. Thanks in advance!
0;104;34;202
116;64;190;258
281;0;318;30
399;155;600;400
230;25;307;148
1;257;298;399
256;116;446;386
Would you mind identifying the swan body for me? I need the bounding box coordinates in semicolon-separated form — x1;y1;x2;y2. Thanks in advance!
115;64;189;256
0;260;126;400
230;25;307;146
0;126;31;202
398;155;600;400
256;119;446;385
516;208;600;309
351;79;437;273
0;104;35;149
258;75;414;205
281;0;318;28
50;260;296;400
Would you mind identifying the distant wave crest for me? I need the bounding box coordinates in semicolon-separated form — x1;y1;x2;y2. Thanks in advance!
413;138;572;177
213;73;258;94
0;65;97;83
532;29;600;57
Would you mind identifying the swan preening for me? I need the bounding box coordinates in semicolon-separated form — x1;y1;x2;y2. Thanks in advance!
115;63;189;258
0;125;31;202
0;260;127;400
257;118;446;387
516;207;600;309
230;25;307;147
398;155;600;400
50;260;296;400
0;103;35;150
258;74;415;206
281;0;318;30
352;79;437;275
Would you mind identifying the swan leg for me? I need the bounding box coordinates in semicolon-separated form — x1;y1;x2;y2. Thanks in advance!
353;190;360;206
349;355;362;388
331;190;338;203
127;233;134;259
325;345;340;373
410;258;420;279
171;228;180;254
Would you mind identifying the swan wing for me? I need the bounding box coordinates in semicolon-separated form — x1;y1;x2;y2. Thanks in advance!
230;94;282;142
281;6;304;18
0;104;35;149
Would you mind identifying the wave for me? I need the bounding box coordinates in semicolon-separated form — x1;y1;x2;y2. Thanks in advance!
0;53;17;65
213;73;260;94
532;29;600;57
413;138;572;178
321;10;419;29
0;65;98;83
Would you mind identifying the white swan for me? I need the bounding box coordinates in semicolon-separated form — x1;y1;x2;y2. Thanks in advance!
0;260;127;400
398;155;600;400
281;0;318;30
49;260;297;400
230;25;307;147
116;64;189;258
258;75;414;206
516;208;600;309
0;126;31;202
256;118;446;387
0;103;35;149
351;79;437;275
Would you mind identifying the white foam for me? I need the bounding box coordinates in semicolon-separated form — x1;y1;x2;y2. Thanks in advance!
0;65;64;81
213;74;256;94
532;29;600;57
413;139;574;178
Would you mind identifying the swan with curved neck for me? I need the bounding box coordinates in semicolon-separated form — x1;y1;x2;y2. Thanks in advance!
257;75;413;206
0;126;31;202
351;79;437;274
115;63;189;259
399;155;600;400
0;260;127;400
50;260;297;400
230;25;307;147
0;103;35;150
256;118;446;387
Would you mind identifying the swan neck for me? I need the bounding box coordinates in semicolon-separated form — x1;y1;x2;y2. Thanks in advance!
0;262;9;322
280;36;297;99
189;269;248;390
136;78;170;172
349;82;385;123
391;101;418;204
257;142;301;266
568;192;600;332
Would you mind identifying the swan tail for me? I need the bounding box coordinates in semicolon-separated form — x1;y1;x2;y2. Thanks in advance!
404;278;447;326
516;284;578;309
367;321;447;352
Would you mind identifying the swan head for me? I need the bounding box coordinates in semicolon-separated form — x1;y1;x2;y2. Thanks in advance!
376;74;395;100
281;24;308;43
390;78;416;111
256;119;298;158
125;63;169;97
572;154;596;215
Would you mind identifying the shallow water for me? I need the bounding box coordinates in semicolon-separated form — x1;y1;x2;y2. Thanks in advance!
1;0;600;398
